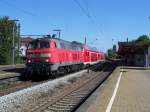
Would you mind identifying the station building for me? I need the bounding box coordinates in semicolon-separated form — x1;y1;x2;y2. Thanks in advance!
118;42;150;67
19;37;33;57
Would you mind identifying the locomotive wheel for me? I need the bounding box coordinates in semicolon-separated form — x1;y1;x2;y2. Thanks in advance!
66;66;71;73
58;67;66;76
73;65;78;72
24;70;33;80
50;71;59;78
79;64;84;70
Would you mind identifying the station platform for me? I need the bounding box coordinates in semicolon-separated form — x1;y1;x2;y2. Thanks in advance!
0;64;25;79
76;66;150;112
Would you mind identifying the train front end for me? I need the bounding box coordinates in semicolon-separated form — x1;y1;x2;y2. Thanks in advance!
25;38;52;77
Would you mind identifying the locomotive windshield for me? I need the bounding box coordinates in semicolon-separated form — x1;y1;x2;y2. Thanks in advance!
28;40;50;49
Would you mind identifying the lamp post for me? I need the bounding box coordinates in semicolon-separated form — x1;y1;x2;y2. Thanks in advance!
11;19;19;65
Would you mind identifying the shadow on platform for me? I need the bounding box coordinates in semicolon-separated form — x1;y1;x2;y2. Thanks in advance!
121;66;146;70
3;68;25;74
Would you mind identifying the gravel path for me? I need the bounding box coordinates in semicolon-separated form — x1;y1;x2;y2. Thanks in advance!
0;70;87;112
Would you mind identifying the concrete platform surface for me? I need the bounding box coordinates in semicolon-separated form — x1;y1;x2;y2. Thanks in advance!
0;64;25;70
0;64;25;79
76;66;150;112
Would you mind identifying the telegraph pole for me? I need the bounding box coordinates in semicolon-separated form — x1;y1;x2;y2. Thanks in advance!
12;24;15;65
11;19;19;65
85;36;87;45
18;23;20;50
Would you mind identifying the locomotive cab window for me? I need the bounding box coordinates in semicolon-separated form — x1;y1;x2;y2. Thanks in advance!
28;40;50;49
40;41;50;48
28;41;38;49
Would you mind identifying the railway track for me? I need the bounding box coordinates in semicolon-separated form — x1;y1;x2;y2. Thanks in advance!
0;75;22;93
0;62;103;96
0;68;87;96
0;75;20;82
0;80;38;96
0;74;50;96
28;62;115;112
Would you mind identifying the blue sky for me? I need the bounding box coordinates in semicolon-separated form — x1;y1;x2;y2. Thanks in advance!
0;0;150;52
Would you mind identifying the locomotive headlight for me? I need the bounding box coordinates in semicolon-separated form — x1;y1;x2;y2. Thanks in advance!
27;59;31;63
45;59;49;62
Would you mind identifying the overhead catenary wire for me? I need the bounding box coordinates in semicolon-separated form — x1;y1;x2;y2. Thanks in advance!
72;0;103;35
0;0;36;16
73;0;108;52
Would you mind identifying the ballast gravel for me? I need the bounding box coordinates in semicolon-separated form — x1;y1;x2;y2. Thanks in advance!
0;70;87;112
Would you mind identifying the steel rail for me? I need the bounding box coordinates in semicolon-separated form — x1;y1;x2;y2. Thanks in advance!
30;62;115;112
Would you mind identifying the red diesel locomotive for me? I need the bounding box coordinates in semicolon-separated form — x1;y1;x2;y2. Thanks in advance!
25;37;105;79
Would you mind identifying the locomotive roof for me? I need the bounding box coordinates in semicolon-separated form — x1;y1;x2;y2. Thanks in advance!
71;41;99;52
30;37;100;52
34;37;75;44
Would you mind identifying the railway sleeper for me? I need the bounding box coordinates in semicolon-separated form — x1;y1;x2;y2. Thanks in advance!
55;102;77;106
47;106;71;112
70;91;89;95
61;98;83;103
51;104;74;108
58;99;80;104
60;98;81;103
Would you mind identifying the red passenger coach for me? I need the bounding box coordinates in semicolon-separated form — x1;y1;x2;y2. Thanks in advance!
82;45;105;66
25;37;83;78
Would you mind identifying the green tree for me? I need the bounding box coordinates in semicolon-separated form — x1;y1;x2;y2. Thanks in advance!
107;44;118;59
113;45;117;52
135;35;150;44
107;48;118;59
0;16;19;64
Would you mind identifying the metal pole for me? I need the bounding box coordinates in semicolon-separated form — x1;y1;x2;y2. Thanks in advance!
18;24;20;50
11;19;19;65
12;23;15;65
58;31;60;39
87;64;90;73
85;36;86;45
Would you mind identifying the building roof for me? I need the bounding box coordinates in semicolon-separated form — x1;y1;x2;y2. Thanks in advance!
118;42;149;55
20;37;33;43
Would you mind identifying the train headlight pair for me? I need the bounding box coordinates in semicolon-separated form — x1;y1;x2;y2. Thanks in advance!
26;53;51;58
40;53;51;58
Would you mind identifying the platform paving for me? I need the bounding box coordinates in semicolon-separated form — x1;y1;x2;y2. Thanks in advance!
111;67;150;112
76;66;150;112
0;64;25;79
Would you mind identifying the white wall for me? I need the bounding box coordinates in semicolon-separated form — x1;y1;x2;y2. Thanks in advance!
19;46;27;57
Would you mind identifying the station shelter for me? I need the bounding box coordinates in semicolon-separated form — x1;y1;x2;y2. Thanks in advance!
118;42;150;67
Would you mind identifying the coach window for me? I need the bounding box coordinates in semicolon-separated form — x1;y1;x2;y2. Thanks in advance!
87;52;89;56
86;52;88;56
